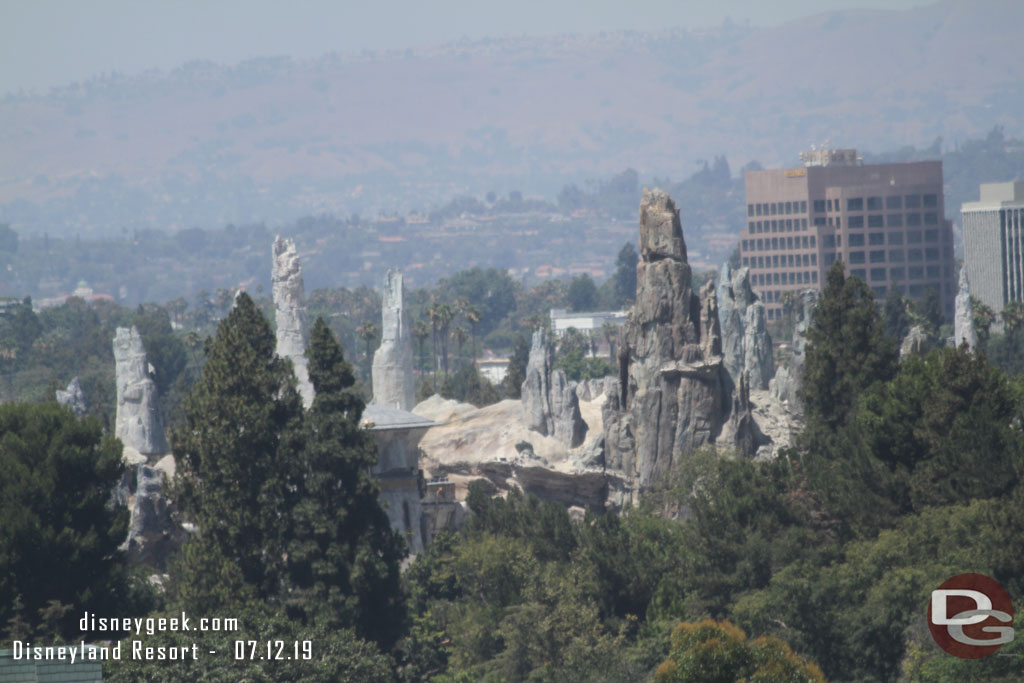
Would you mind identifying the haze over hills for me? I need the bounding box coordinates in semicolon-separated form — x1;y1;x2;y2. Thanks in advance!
0;0;1021;237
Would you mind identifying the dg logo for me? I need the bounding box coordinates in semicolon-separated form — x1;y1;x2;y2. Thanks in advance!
928;573;1015;659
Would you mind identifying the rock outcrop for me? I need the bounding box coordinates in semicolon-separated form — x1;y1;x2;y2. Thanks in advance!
603;189;760;497
954;268;977;349
372;269;416;410
272;236;314;408
56;377;87;417
521;328;588;448
114;326;169;462
717;264;774;390
122;455;180;569
769;289;818;410
900;325;929;359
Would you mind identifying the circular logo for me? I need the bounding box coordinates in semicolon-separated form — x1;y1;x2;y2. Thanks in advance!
928;573;1014;659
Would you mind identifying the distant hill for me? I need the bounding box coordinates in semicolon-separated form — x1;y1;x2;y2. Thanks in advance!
1;0;1022;236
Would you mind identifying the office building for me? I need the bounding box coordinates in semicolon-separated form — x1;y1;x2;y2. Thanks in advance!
962;181;1024;317
739;148;955;320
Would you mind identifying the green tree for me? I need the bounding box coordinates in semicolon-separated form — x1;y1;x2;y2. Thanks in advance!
287;318;407;647
171;293;304;611
801;261;899;430
503;333;529;398
882;286;910;341
613;242;638;307
912;285;944;339
0;403;142;641
567;273;598;312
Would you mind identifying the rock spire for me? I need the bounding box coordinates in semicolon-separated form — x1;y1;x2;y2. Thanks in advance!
717;264;774;390
372;269;416;410
56;376;87;417
954;268;977;349
272;236;314;408
768;289;818;409
114;326;170;462
521;327;588;448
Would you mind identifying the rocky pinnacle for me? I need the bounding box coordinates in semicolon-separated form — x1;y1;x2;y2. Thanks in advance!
272;236;314;408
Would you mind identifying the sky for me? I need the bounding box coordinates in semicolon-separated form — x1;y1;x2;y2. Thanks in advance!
1;0;930;95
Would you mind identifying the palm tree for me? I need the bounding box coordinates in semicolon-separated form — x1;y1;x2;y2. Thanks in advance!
463;304;481;365
436;303;454;376
412;319;429;373
356;321;378;364
453;326;469;369
1001;300;1024;345
426;302;442;387
602;321;619;362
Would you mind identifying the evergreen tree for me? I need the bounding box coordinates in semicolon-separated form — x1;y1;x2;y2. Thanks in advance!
171;293;304;610
614;242;639;307
801;261;898;430
286;318;407;648
882;286;909;341
503;333;530;398
0;403;139;641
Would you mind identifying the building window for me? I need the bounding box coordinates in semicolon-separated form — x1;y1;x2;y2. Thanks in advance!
924;212;938;225
870;250;886;263
909;284;924;297
787;237;794;249
814;217;826;227
907;231;922;244
924;229;938;242
868;214;884;228
869;232;885;245
811;253;817;265
909;266;924;279
823;234;836;248
926;265;940;278
771;203;778;215
785;201;792;214
813;199;826;213
867;196;883;211
908;248;923;261
905;194;921;209
810;236;816;248
851;268;867;280
748;204;754;216
742;257;749;266
812;271;818;283
886;195;902;210
837;235;842;247
800;200;807;213
786;219;793;231
923;193;938;208
802;236;809;248
889;250;905;262
906;213;921;226
870;267;886;281
848;233;865;246
802;218;808;229
887;214;903;227
756;239;764;250
849;251;866;264
889;232;903;245
773;255;780;267
824;252;837;266
849;215;864;228
755;204;762;216
925;247;939;260
848;197;864;211
873;286;887;297
773;272;780;284
836;217;841;229
890;267;905;280
827;198;834;212
757;256;764;268
788;254;795;266
789;272;796;284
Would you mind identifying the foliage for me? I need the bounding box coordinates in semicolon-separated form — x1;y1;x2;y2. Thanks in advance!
0;403;144;642
654;619;824;683
438;364;503;408
566;273;598;312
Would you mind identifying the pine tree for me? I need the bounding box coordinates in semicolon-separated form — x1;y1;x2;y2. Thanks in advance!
171;293;304;610
286;318;407;647
801;261;899;431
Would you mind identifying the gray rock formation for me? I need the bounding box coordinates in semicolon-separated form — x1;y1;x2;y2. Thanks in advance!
717;264;774;390
372;269;416;410
272;236;314;408
56;377;87;417
900;324;929;359
521;328;588;448
954;268;977;349
769;289;819;409
114;326;169;461
123;456;180;569
603;189;760;496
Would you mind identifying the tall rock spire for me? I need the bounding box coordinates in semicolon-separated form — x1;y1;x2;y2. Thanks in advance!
954;268;977;349
272;236;314;408
716;264;774;390
372;269;416;410
113;326;169;461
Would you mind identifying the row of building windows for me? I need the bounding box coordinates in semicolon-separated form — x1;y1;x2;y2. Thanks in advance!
811;213;941;229
743;253;818;269
749;195;939;217
742;235;817;251
747;219;809;233
749;200;808;217
756;275;821;301
821;230;943;248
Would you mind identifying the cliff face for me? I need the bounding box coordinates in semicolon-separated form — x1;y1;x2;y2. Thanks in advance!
372;269;416;410
272;236;314;408
717;264;774;391
603;190;760;497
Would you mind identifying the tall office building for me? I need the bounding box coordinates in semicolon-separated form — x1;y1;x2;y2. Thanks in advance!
962;181;1024;318
739;148;955;320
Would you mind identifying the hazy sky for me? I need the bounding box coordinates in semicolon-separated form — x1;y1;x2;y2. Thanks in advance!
1;0;929;95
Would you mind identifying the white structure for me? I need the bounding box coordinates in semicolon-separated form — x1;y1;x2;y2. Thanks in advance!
550;309;628;352
371;269;416;411
272;236;314;408
963;181;1024;319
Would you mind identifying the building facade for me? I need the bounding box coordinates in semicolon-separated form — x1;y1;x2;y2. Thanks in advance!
739;149;955;320
962;181;1024;317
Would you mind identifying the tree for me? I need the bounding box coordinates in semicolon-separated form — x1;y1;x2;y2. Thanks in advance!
1001;300;1024;344
971;295;995;348
452;325;468;368
0;403;142;641
504;334;530;398
882;286;909;341
171;293;304;611
801;261;899;431
412;319;429;372
287;318;407;647
356;320;378;360
567;274;598;312
613;242;638;307
912;285;944;339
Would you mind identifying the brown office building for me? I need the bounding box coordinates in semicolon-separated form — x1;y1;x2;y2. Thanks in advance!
739;148;955;321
